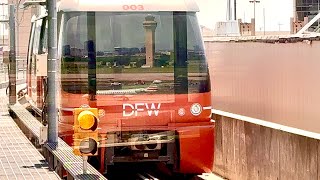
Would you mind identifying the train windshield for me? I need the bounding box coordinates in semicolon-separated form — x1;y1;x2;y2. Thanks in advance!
60;12;210;95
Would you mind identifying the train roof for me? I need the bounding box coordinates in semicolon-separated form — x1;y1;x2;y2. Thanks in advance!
58;0;199;12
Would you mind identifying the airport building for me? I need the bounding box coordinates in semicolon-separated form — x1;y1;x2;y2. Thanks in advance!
295;0;320;30
0;0;37;58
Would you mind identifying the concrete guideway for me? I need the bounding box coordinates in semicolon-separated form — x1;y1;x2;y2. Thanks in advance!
0;96;60;180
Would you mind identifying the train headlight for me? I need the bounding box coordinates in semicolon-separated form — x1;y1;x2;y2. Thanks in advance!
78;110;97;130
190;103;202;116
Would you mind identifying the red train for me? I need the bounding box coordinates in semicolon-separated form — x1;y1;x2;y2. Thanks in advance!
23;0;214;175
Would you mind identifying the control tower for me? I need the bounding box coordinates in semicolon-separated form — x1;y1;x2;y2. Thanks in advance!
143;15;157;67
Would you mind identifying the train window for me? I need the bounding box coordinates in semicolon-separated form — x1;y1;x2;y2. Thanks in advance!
39;18;48;54
60;12;209;94
30;19;43;80
27;22;35;78
32;19;43;55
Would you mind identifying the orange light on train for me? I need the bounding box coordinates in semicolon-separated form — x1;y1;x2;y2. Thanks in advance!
73;108;99;156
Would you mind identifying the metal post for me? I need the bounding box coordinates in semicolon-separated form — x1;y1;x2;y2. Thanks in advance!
9;4;16;105
83;156;88;174
227;0;231;20
293;0;297;21
249;0;261;21
15;1;19;79
249;0;260;35
47;0;58;143
318;0;320;26
234;0;237;20
278;22;283;31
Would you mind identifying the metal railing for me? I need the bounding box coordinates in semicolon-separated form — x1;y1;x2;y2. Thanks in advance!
0;58;26;83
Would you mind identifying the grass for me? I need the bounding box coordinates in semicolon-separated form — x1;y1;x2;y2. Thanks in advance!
62;65;206;74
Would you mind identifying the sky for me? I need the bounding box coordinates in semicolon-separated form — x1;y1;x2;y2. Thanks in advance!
196;0;293;31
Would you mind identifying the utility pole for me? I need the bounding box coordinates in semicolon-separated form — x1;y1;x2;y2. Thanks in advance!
249;0;260;35
278;22;283;31
318;0;320;26
227;0;237;20
47;0;58;143
9;4;16;105
249;0;261;21
227;0;232;20
234;0;237;20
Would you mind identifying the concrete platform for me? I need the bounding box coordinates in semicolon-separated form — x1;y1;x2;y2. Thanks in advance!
0;95;60;180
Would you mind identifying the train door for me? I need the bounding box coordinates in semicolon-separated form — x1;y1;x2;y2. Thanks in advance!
27;20;35;97
27;17;48;110
37;18;48;109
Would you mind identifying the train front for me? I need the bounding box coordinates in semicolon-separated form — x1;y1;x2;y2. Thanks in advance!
57;3;214;174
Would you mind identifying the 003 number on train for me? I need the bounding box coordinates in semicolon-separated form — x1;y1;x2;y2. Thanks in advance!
122;5;144;10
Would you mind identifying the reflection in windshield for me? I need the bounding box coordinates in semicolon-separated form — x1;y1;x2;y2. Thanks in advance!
61;12;210;95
